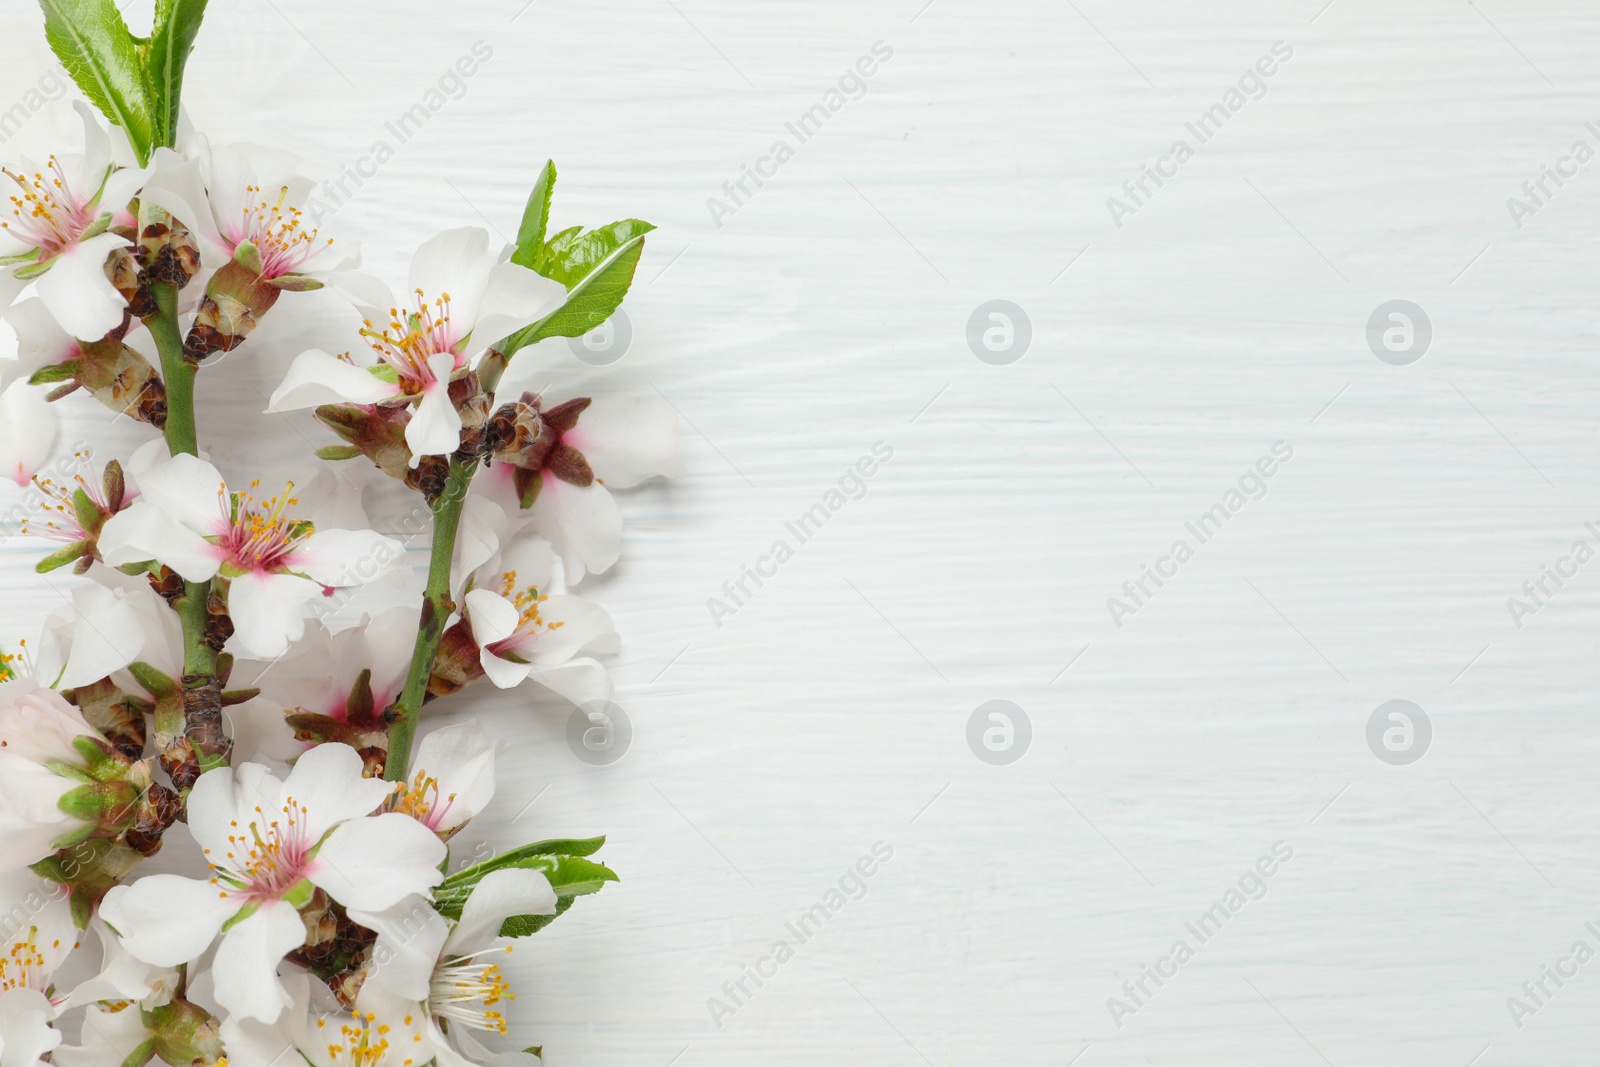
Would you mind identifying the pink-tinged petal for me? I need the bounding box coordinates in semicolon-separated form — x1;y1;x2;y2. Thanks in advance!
0;987;61;1067
307;812;445;912
98;876;237;967
526;656;611;708
0;381;57;488
563;396;685;489
445;867;556;955
527;475;621;584
268;349;399;411
35;233;131;341
210;900;305;1023
226;572;322;659
345;897;448;1001
280;743;394;843
4;299;78;381
408;227;496;332
469;260;567;354
411;719;497;833
525;595;619;665
98;503;222;582
404;355;464;465
285;528;404;588
133;452;230;534
463;588;521;646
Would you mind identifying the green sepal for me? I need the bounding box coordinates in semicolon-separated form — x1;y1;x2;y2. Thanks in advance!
13;258;54;281
281;878;316;909
71;486;101;532
127;660;178;699
49;823;96;850
315;445;363;461
368;364;400;385
219;899;259;933
231;238;263;276
36;542;90;573
116;1037;154;1067
268;274;324;292
27;362;77;386
45;757;95;784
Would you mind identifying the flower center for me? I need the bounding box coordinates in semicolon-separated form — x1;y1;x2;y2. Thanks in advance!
206;797;313;900
218;480;312;573
359;291;462;393
22;450;103;545
240;184;330;278
0;639;32;683
430;946;516;1035
315;1010;418;1067
493;572;564;651
388;771;457;831
2;157;97;259
0;927;50;995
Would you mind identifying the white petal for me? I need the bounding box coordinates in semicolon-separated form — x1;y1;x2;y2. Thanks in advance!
403;357;463;465
445;867;556;955
528;476;621;584
132;452;230;534
478;646;533;690
526;656;612;708
454;495;507;583
64;920;179;1008
0;381;58;488
463;589;521;646
563;396;685;489
210;900;305;1023
280;742;393;843
408;227;495;333
0;987;61;1067
138;147;227;257
97;503;222;581
4;299;77;381
308;812;445;912
344;897;448;1002
491;534;554;594
55;584;146;688
523;595;619;665
98;876;236;967
469;261;567;354
268;349;398;410
284;528;404;588
411;719;496;832
53;1001;147;1067
35;234;130;341
226;572;321;658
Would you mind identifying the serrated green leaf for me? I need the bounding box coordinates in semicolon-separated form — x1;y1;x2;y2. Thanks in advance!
435;842;615;921
146;0;207;147
512;161;557;271
534;220;656;290
500;235;648;358
441;836;606;889
499;895;574;939
39;0;157;162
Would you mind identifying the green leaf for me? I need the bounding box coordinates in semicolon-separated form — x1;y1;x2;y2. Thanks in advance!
39;0;158;162
512;161;557;271
499;895;574;939
435;838;615;920
146;0;207;147
534;220;656;290
443;836;606;887
499;234;649;358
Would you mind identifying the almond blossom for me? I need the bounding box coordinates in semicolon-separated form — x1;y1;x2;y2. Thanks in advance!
97;453;404;657
99;744;445;1023
0;868;79;1067
0;104;148;340
266;227;567;465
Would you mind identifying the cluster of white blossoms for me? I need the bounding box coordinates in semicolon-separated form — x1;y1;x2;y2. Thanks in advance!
0;5;676;1065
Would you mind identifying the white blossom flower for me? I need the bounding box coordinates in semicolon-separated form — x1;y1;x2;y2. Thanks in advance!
461;535;617;705
99;744;446;1023
220;972;434;1067
97;453;404;657
267;227;567;465
356;868;556;1067
141;136;355;284
0;867;80;1067
0;104;148;340
385;720;498;839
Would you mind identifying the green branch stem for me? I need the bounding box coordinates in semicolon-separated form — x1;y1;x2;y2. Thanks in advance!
384;458;476;780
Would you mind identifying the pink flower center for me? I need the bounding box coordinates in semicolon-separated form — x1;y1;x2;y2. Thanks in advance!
486;571;563;657
207;797;313;901
217;479;313;573
235;183;330;278
359;291;464;394
2;157;97;260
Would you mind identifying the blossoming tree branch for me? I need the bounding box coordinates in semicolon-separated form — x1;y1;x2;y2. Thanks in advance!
0;2;680;1064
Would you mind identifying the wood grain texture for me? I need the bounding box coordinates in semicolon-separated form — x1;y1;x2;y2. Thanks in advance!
2;1;1599;1063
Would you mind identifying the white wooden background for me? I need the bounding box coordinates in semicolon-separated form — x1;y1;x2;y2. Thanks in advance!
3;1;1600;1063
